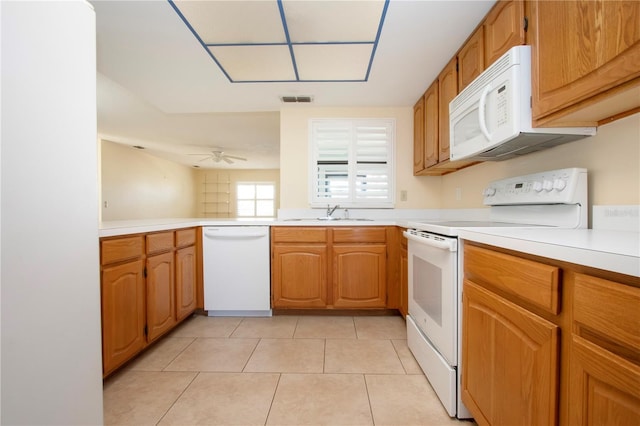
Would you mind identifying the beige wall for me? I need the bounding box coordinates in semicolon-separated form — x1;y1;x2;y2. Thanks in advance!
280;106;442;209
195;169;280;217
281;106;639;211
440;113;640;208
101;140;198;220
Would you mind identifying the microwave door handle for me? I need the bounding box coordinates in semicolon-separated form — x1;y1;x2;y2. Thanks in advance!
478;84;492;140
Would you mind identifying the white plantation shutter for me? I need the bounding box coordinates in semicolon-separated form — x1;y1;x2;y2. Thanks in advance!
310;119;395;207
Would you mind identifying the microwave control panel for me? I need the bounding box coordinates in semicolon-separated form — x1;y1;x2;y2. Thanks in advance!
482;167;587;206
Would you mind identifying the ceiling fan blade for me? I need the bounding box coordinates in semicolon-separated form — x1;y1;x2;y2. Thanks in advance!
225;155;247;161
222;157;233;164
198;156;213;162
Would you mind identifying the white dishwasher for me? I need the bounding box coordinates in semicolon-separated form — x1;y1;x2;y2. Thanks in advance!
202;226;271;316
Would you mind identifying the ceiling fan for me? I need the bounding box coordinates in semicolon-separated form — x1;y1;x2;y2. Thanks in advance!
190;150;247;164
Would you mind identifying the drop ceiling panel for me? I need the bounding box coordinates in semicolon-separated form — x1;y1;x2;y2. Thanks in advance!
173;0;286;43
294;44;373;81
209;45;296;81
283;0;385;42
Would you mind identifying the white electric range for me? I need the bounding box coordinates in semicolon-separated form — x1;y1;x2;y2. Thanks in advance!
404;167;588;419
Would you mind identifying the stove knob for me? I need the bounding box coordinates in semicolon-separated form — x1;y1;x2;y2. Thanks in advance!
533;181;543;192
483;187;496;197
553;178;567;191
542;180;554;192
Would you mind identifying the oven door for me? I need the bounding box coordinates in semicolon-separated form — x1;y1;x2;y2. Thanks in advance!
405;231;457;365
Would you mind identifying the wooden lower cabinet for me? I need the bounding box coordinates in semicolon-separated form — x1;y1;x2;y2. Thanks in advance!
101;259;145;375
146;251;176;342
332;244;386;308
462;242;640;426
100;227;200;376
272;244;328;308
569;336;640;425
271;226;391;310
176;245;197;321
462;280;559;426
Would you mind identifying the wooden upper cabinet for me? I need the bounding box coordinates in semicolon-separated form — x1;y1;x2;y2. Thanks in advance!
529;0;640;126
484;0;525;65
423;80;439;168
413;95;426;174
438;57;458;162
458;26;485;92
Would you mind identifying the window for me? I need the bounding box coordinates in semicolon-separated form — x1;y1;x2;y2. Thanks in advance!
236;182;275;217
309;118;395;208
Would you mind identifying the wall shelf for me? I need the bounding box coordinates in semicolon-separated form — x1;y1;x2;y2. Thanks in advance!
202;173;231;217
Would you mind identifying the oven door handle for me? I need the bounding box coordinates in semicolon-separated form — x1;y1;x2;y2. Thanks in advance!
403;231;457;251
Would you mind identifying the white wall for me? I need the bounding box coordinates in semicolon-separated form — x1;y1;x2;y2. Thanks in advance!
101;139;198;220
1;2;104;424
279;106;442;209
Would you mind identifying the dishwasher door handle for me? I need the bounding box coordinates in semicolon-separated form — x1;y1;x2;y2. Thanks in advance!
203;227;268;239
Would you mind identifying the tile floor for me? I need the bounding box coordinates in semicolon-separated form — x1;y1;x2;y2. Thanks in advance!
103;315;476;426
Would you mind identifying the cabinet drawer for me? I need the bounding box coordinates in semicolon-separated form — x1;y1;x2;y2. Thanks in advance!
175;228;196;248
146;231;174;255
101;236;144;265
464;244;560;314
573;273;640;355
272;227;327;243
332;227;386;243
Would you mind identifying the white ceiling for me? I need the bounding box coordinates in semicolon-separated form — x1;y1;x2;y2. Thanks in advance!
93;0;496;169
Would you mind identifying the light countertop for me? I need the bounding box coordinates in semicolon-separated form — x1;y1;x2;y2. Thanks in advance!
99;218;640;278
458;228;640;278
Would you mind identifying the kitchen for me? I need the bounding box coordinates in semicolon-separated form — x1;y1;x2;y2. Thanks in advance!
2;1;639;426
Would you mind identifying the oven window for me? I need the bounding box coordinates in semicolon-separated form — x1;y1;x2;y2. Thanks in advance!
413;257;442;326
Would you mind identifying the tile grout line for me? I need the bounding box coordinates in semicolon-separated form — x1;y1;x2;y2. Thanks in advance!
154;371;200;426
389;339;409;375
264;372;282;425
362;373;377;426
160;336;198;372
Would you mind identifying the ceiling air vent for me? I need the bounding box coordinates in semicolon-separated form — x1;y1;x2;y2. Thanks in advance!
281;96;313;103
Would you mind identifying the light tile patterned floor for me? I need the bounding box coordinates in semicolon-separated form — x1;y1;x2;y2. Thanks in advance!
103;315;475;426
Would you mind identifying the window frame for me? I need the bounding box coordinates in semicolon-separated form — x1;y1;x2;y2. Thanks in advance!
308;118;395;209
235;181;276;218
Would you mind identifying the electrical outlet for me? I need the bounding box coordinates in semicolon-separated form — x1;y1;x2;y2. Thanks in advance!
400;190;407;202
104;201;109;208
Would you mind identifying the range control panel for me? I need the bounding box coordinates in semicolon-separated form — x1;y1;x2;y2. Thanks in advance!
482;168;587;206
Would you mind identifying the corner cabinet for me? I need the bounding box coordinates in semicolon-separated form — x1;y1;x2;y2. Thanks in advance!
462;242;640;426
100;236;146;376
528;0;640;126
271;226;389;310
100;227;200;377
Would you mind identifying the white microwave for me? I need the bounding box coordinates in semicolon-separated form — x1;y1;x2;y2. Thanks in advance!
449;45;596;161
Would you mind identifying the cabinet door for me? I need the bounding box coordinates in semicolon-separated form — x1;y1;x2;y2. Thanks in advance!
423;80;439;168
146;251;176;342
101;259;145;375
413;95;426;174
484;0;525;65
462;280;559;426
332;244;386;308
530;0;640;124
175;245;196;321
458;26;485;92
569;336;640;425
272;244;328;308
438;56;458;162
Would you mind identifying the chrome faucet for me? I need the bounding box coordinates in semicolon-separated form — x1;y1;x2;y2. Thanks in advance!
326;204;340;217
